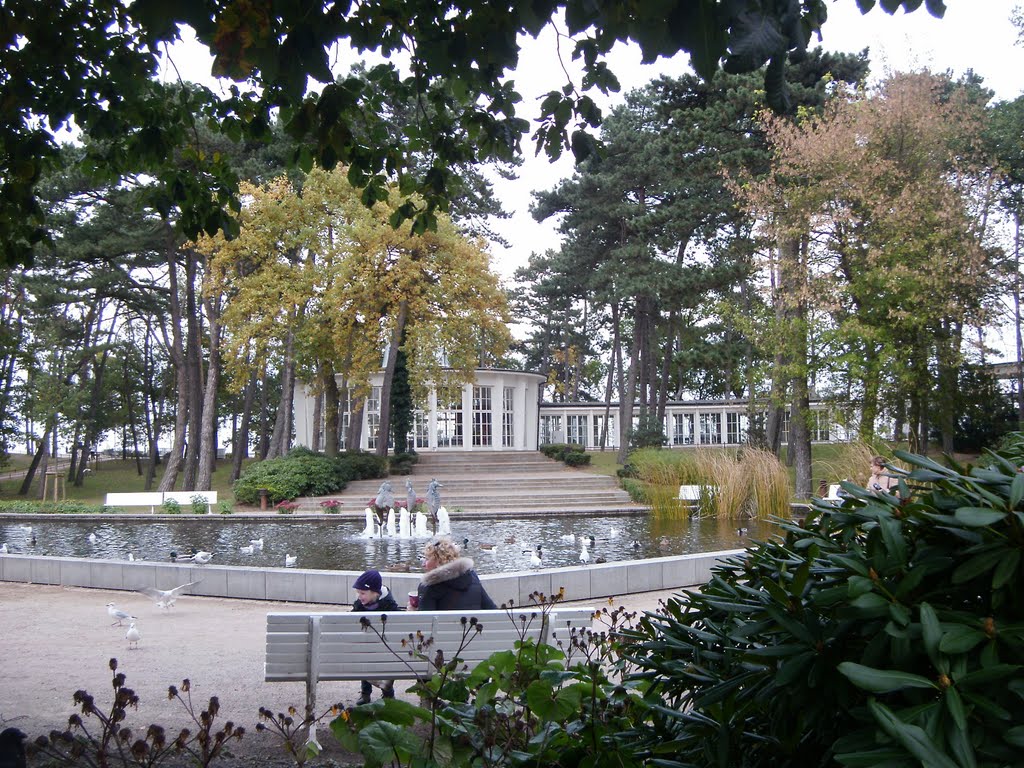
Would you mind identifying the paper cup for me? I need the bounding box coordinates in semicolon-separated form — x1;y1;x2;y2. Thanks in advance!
408;591;420;609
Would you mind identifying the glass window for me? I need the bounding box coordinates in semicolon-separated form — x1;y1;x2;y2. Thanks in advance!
672;413;695;446
726;412;748;444
436;386;463;448
699;412;722;445
566;414;588;446
502;387;515;448
472;386;492;447
413;410;429;449
540;415;563;445
366;386;381;450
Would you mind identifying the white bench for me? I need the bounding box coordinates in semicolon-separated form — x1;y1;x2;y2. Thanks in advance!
678;485;714;502
104;492;163;514
162;491;218;514
104;491;218;514
265;607;596;718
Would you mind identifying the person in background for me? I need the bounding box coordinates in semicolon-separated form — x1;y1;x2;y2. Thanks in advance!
351;569;399;705
411;537;496;611
867;456;899;495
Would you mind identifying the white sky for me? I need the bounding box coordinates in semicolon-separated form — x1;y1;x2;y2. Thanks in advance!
487;1;1024;282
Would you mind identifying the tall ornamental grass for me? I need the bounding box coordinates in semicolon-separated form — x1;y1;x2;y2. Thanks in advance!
632;447;790;520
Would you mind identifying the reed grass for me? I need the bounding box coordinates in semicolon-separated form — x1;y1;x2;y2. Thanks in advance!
631;447;791;520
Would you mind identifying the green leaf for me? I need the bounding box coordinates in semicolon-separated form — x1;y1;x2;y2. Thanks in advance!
992;549;1020;589
357;721;422;763
1011;471;1024;509
944;685;967;732
953;548;1006;583
867;698;960;768
1004;725;1024;747
953;507;1007;527
838;662;937;693
919;603;941;663
938;625;987;654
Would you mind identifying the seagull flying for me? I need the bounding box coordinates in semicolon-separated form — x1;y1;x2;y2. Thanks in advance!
192;551;213;565
139;580;202;609
107;603;136;627
284;554;297;567
125;622;141;650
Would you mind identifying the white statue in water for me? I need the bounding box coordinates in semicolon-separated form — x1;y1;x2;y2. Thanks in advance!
374;481;394;511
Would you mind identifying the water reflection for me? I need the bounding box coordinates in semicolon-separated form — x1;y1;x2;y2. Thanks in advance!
0;515;768;574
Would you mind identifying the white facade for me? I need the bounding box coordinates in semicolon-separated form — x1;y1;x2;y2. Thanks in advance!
293;369;545;452
294;369;842;453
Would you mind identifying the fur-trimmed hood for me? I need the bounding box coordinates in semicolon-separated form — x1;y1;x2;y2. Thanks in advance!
420;556;476;587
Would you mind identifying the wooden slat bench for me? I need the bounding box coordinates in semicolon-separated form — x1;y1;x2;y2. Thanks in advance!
265;607;596;718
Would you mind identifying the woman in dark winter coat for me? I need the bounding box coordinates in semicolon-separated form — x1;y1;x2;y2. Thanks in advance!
414;537;497;611
351;569;400;704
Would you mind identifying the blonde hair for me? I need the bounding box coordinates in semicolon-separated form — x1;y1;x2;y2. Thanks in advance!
424;537;460;566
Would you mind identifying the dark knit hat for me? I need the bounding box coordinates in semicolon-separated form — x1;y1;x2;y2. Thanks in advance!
353;569;382;593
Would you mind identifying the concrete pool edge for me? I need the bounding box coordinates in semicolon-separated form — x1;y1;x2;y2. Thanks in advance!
0;549;743;606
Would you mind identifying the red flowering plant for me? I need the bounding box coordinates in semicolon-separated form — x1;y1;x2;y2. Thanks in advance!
276;500;299;514
320;499;342;514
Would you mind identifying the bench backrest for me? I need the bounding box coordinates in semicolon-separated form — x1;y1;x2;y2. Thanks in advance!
265;607;596;683
162;491;218;505
105;492;162;507
678;484;710;501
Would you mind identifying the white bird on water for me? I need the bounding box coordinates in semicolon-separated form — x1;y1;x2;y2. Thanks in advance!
579;544;590;565
284;554;297;567
250;538;264;550
127;553;135;562
18;525;31;533
125;622;141;650
107;603;136;627
192;551;214;565
139;580;202;609
560;533;575;543
239;544;254;554
0;544;7;554
88;533;98;544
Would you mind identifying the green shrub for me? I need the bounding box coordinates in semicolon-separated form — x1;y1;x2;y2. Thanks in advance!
623;439;1024;767
620;477;649;504
189;494;208;514
627;411;666;449
563;451;591;467
0;499;105;514
389;451;418;475
216;500;233;515
333;451;388;481
161;498;181;514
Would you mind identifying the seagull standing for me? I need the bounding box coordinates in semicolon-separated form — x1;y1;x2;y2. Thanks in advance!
284;554;297;567
127;553;135;562
139;580;202;609
0;544;7;554
579;544;590;565
192;551;213;565
125;622;141;650
107;603;136;627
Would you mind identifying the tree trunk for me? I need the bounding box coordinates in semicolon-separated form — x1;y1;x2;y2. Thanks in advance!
600;304;620;451
18;421;53;495
310;389;322;453
159;245;189;493
347;394;365;451
257;373;270;460
231;371;257;482
858;344;881;440
323;364;340;458
376;299;409;458
181;250;205;490
616;300;642;464
266;330;296;459
195;294;222;491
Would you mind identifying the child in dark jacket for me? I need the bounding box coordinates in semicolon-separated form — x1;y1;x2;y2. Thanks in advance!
351;569;400;705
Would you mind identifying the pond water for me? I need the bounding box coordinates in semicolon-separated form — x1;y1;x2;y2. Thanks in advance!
0;513;772;574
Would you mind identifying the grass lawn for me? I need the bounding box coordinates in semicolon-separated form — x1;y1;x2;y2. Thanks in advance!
0;457;250;505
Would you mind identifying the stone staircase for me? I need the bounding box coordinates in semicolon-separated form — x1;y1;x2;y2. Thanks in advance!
305;451;646;517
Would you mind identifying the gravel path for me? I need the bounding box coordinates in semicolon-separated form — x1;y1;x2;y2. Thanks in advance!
0;581;684;765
